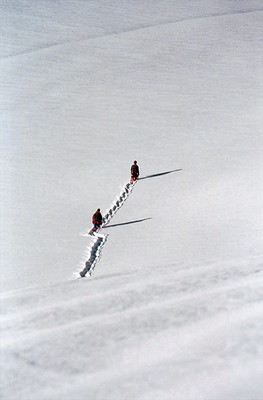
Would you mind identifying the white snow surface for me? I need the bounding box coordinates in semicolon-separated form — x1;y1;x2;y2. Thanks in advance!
1;1;263;399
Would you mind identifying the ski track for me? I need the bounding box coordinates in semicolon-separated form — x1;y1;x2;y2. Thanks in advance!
78;180;137;277
1;7;262;60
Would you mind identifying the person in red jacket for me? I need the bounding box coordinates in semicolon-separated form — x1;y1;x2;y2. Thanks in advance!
130;160;139;182
92;208;103;231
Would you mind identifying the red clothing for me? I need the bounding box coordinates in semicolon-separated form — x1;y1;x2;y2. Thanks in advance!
92;210;102;225
131;164;139;178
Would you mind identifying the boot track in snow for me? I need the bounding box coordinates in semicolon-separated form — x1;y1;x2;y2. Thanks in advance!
79;180;137;277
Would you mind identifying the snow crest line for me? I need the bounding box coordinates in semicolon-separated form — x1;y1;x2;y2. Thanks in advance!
79;181;137;277
2;7;262;61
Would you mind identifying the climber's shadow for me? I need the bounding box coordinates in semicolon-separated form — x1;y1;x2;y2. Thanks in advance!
103;217;152;229
139;169;182;180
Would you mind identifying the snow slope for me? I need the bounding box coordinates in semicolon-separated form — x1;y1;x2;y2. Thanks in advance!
1;1;263;399
1;256;263;400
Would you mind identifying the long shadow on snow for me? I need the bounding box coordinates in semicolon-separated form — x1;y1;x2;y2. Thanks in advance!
103;217;152;229
140;169;182;180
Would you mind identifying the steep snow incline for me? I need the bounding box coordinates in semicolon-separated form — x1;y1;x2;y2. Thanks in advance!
1;1;263;399
1;3;262;291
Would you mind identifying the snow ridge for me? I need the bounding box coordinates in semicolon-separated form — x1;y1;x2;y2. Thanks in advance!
79;180;137;277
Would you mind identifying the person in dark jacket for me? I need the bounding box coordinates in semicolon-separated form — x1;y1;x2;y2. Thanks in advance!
130;160;139;182
92;208;103;231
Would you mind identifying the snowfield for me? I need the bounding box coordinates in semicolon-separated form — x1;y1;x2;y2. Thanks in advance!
1;255;263;400
1;1;263;399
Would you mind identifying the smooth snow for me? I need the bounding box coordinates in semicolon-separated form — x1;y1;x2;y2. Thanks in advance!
1;1;263;399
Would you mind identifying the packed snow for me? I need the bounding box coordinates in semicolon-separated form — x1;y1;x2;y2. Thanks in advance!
1;1;263;399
